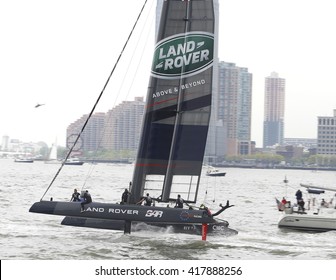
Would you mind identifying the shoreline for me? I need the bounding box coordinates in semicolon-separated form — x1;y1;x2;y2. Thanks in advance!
212;164;336;171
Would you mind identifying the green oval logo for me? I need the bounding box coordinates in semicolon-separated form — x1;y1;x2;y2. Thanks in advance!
151;31;214;79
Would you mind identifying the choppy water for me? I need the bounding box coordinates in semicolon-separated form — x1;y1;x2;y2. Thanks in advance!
1;159;336;260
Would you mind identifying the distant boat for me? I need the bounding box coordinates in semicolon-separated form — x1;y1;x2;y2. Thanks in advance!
64;158;84;166
277;183;336;231
15;158;34;163
44;143;60;164
206;167;226;177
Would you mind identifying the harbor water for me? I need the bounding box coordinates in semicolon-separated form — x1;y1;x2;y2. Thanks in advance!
1;159;336;260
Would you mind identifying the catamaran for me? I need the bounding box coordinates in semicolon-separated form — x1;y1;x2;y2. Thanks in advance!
30;0;237;239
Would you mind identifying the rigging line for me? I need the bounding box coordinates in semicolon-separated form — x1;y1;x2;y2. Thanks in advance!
80;1;154;178
117;0;155;102
213;176;217;202
124;0;155;100
40;0;149;201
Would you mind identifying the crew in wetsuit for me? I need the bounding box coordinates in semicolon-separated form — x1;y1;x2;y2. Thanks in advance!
70;188;81;202
138;193;152;206
81;190;92;212
144;193;152;206
121;188;130;204
175;194;184;208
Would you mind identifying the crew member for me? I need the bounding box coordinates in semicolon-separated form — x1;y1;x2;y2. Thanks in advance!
70;188;81;202
175;194;184;208
138;193;152;206
121;188;130;204
81;190;92;212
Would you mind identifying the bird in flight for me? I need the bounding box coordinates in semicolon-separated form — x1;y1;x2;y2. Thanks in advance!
35;103;45;108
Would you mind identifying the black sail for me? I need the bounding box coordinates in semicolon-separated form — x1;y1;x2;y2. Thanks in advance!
131;0;215;203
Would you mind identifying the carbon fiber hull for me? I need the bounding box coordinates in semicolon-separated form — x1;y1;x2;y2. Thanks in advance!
60;216;238;236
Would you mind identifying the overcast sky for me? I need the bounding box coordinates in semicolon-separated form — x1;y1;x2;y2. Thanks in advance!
1;0;336;147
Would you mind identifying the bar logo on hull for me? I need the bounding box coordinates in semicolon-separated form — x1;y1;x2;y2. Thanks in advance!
151;32;214;79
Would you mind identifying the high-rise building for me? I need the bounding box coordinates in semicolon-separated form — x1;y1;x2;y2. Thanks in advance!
66;112;106;152
206;61;252;161
1;135;9;151
205;0;220;162
263;72;285;148
67;97;145;154
103;97;145;152
317;110;336;155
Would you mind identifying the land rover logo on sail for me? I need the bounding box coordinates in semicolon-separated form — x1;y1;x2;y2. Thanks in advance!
151;31;214;79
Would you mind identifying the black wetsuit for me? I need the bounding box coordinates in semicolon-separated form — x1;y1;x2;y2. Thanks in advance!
144;196;152;206
175;198;184;208
71;192;81;202
121;191;129;203
81;192;92;211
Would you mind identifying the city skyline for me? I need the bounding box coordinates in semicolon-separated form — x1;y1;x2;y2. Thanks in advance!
1;0;336;147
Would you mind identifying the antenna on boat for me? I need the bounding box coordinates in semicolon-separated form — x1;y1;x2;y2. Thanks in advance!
282;175;289;199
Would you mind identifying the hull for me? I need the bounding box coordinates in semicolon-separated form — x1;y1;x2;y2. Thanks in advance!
60;216;237;236
30;201;216;225
278;212;336;232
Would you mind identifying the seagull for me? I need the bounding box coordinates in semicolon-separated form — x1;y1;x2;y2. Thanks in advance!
35;103;45;108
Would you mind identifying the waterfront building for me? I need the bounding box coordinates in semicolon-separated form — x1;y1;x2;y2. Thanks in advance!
263;72;286;148
317;109;336;155
1;135;9;151
283;138;317;150
103;97;145;152
66;112;105;152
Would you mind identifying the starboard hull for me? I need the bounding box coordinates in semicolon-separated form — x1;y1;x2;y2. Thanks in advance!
61;217;238;236
60;216;237;236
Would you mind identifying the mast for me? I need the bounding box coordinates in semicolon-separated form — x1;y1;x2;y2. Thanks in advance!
162;0;192;201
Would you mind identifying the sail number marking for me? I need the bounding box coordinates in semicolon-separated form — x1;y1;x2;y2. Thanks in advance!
145;210;163;218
